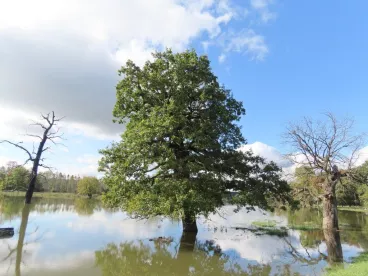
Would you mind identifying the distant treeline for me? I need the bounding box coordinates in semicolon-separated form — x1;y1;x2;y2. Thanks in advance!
0;161;104;194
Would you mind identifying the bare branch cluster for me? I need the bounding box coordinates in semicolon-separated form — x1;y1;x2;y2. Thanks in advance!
284;112;365;175
0;111;65;165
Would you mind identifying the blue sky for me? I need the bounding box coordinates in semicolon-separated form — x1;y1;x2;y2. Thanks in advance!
0;0;367;175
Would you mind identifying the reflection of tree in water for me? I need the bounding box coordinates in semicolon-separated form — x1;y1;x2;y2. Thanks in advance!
0;196;79;219
1;204;34;276
285;208;368;262
95;235;273;276
74;198;100;216
15;205;31;276
0;196;25;220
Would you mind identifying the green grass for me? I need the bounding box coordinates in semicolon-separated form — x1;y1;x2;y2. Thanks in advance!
288;221;321;231
0;191;101;200
288;224;321;231
325;252;368;276
338;206;368;213
251;220;277;228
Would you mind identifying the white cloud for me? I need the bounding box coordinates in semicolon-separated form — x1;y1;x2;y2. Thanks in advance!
239;142;292;168
220;29;269;61
239;141;297;179
356;146;368;166
218;53;226;63
0;0;235;141
250;0;277;23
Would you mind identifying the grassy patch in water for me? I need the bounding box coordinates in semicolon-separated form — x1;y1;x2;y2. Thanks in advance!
251;220;277;228
288;223;321;231
325;252;368;276
338;206;368;213
257;227;288;237
248;220;288;237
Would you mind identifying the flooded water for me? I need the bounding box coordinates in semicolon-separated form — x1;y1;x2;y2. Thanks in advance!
0;196;367;275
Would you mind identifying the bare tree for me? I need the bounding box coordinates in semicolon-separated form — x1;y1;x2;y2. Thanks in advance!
0;111;64;204
285;113;364;228
284;113;365;262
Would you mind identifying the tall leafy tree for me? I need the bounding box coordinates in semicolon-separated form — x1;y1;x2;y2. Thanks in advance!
99;49;293;232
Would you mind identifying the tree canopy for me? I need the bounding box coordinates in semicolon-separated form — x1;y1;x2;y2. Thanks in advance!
77;177;100;198
99;49;294;230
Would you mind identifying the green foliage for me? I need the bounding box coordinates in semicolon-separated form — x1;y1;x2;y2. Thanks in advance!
0;164;81;193
290;166;323;207
77;177;100;198
3;166;29;191
99;49;294;221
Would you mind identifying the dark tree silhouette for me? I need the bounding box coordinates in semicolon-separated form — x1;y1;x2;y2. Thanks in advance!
1;111;64;204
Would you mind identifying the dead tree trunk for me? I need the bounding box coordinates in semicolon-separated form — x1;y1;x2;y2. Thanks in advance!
1;111;64;204
25;129;50;204
324;227;343;263
322;180;339;230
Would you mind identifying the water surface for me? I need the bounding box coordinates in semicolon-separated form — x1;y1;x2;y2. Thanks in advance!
0;196;367;275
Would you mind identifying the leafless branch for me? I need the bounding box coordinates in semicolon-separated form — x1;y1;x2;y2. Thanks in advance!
0;140;33;161
284;113;365;177
38;164;54;172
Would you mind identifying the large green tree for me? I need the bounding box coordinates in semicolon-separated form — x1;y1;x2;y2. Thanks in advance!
99;49;293;232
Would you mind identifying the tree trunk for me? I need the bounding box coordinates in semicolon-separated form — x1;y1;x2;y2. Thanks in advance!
25;136;46;204
182;213;198;233
324;228;343;263
25;171;37;204
322;180;343;263
322;183;339;230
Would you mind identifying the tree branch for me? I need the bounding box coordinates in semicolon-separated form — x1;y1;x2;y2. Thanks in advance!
0;140;34;161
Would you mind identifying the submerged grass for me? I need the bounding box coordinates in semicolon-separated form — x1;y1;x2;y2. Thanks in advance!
251;220;277;228
325;252;368;276
288;221;321;231
248;220;288;237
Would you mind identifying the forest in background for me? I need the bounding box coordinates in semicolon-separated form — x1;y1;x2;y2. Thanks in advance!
2;159;368;207
0;161;104;194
